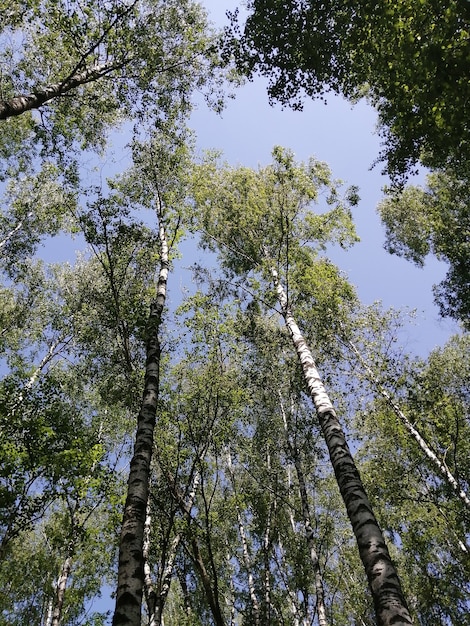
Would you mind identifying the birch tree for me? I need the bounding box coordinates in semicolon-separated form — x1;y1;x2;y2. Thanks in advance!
191;147;413;626
0;0;226;175
228;0;470;179
84;126;193;626
340;323;470;625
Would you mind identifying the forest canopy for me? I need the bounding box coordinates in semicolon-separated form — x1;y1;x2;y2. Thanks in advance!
0;2;468;626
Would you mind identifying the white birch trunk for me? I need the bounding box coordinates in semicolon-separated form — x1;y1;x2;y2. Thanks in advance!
263;450;273;624
271;267;413;626
226;563;236;626
51;555;72;626
346;337;470;510
279;394;329;626
226;450;260;626
0;62;119;119
43;598;53;626
26;336;68;390
11;336;68;418
285;464;297;533
153;472;200;625
0;218;26;251
113;203;169;626
143;503;157;626
276;538;303;625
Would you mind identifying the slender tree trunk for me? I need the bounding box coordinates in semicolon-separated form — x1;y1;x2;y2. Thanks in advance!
186;533;226;626
346;336;470;510
51;555;73;626
271;268;413;626
226;564;236;626
153;533;180;626
226;450;260;626
293;453;329;626
275;539;303;625
153;473;200;625
263;450;273;625
143;503;157;626
174;471;225;626
44;598;53;626
0;218;27;251
279;395;329;626
178;568;192;620
112;212;169;626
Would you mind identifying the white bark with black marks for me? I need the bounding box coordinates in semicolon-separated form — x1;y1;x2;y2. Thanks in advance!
271;268;414;626
113;210;169;626
346;336;470;510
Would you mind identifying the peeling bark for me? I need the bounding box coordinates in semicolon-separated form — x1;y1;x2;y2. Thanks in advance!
271;268;413;626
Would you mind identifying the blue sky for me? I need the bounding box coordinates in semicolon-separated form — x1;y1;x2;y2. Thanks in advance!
188;0;460;356
46;0;459;358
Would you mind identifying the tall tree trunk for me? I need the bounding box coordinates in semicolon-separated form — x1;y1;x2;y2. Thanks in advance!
271;268;413;626
51;555;73;626
279;395;329;626
226;450;260;626
173;470;225;626
262;450;273;626
345;336;470;510
112;212;169;626
153;473;200;625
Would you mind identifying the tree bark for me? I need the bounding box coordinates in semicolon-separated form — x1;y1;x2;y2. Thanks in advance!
143;503;157;626
271;268;413;626
51;555;73;626
279;395;329;626
0;62;119;120
112;212;169;626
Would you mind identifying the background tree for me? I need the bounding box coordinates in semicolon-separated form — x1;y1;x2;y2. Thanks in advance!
351;332;470;625
0;0;226;174
378;169;470;326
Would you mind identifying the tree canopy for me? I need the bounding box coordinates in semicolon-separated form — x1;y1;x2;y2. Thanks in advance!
0;1;469;625
378;168;470;326
227;0;470;179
